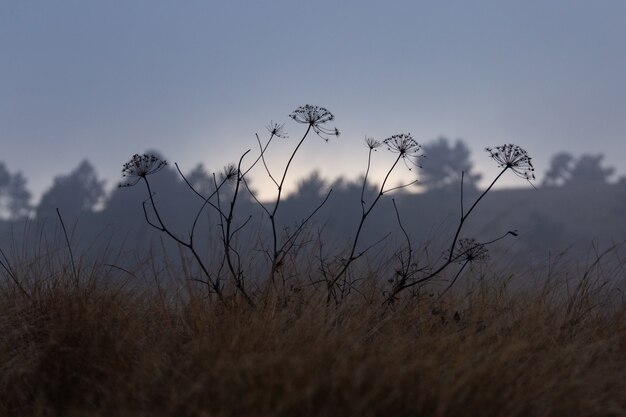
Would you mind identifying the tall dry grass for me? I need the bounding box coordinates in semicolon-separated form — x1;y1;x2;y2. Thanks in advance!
0;254;625;417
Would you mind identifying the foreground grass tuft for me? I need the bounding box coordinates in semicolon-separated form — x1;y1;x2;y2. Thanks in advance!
0;271;624;417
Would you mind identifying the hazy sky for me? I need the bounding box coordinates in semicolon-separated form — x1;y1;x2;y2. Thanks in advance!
2;1;626;201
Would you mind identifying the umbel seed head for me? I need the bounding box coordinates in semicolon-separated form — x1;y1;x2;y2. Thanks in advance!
383;133;423;170
289;105;339;141
454;238;489;264
221;163;238;182
383;133;421;157
119;154;167;187
265;121;288;139
485;144;535;180
365;136;382;150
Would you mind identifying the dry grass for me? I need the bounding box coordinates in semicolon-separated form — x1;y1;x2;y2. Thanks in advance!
0;261;625;417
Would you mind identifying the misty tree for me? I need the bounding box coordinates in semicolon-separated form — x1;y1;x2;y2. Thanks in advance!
542;152;574;187
36;160;106;220
185;163;214;196
0;162;32;220
419;137;481;191
294;171;327;201
542;152;614;186
568;154;614;185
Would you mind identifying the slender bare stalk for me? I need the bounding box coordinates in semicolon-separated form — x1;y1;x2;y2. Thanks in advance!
56;208;79;287
327;136;420;302
141;176;224;300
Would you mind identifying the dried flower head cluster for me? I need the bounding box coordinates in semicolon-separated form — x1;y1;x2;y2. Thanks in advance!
120;154;167;187
289;105;339;141
365;137;382;150
221;163;238;182
485;144;535;180
265;121;288;139
454;238;489;264
383;134;423;169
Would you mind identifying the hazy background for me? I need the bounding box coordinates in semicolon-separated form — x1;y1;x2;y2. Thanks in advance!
2;1;626;202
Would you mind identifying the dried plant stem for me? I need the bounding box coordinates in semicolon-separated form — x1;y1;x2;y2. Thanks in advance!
0;248;29;297
265;125;315;285
223;151;255;307
56;208;78;286
141;178;224;301
327;154;403;301
385;165;516;304
447;166;508;263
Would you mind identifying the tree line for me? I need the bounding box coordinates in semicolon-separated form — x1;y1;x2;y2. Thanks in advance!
0;138;621;222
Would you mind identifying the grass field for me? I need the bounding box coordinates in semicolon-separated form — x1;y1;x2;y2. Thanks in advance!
0;253;624;417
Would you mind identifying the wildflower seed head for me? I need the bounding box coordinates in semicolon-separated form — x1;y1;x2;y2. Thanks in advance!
265;121;288;139
454;238;489;264
383;133;423;170
221;163;238;183
384;133;421;156
365;136;382;150
290;104;334;125
485;144;535;180
289;105;339;141
119;154;167;187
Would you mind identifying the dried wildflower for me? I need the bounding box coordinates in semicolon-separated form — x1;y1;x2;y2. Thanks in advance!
454;238;489;264
119;154;167;187
485;144;535;180
383;133;423;169
384;133;421;156
289;105;339;141
365;137;382;150
265;121;288;139
221;163;238;182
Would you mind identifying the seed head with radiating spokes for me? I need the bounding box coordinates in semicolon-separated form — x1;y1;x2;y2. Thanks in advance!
265;121;288;139
485;144;535;180
119;154;167;187
383;133;423;169
289;105;339;141
221;163;238;182
454;238;489;264
365;136;382;150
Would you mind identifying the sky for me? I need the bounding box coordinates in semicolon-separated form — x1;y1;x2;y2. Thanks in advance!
2;0;626;202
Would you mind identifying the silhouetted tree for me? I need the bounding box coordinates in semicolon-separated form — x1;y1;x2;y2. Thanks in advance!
294;171;327;201
543;153;614;186
36;160;105;220
542;152;574;187
0;162;32;220
419;138;481;191
185;163;214;196
568;154;614;185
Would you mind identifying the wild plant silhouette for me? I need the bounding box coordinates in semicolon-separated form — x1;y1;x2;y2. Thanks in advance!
118;105;535;305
